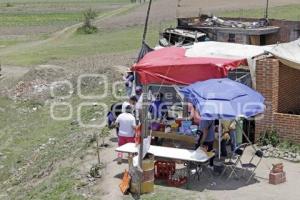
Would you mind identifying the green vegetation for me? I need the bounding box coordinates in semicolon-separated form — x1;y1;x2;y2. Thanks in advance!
259;129;280;147
0;38;26;48
25;167;83;200
278;140;300;153
77;8;98;34
0;70;119;199
0;23;168;65
100;126;111;146
259;129;300;154
1;1;299;199
220;4;300;21
0;12;84;27
0;0;130;3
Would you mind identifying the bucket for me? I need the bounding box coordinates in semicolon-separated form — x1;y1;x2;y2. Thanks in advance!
213;158;224;174
130;154;154;194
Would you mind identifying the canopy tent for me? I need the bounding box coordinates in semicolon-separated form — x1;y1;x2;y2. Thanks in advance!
132;47;247;85
185;39;300;86
185;41;273;88
267;38;300;70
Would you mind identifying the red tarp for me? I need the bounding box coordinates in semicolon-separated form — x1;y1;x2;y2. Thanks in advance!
132;47;247;85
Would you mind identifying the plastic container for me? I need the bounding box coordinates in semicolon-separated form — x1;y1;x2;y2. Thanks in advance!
130;154;155;194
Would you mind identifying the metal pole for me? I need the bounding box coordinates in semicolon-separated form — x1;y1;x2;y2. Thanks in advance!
235;119;257;152
265;0;269;19
142;0;152;42
218;120;222;159
137;85;149;197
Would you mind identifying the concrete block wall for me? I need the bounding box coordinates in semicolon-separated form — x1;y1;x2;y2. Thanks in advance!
267;19;300;44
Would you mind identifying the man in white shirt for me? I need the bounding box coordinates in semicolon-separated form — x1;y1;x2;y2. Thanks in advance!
115;105;137;164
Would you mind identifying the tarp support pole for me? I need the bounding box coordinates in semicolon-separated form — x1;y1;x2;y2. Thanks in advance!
137;85;149;197
218;120;222;159
235;119;257;152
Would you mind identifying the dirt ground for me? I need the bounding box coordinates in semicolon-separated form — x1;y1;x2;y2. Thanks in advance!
92;134;300;200
1;0;300;199
92;1;300;199
99;0;300;29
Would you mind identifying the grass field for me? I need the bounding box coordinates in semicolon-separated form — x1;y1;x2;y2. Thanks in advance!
0;12;85;27
0;0;132;49
1;4;299;66
0;24;165;66
0;72;120;199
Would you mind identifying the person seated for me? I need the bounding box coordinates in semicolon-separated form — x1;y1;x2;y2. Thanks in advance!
149;92;168;120
222;120;237;156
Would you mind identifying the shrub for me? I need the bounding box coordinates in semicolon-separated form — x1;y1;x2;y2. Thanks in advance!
259;129;280;147
77;8;98;34
278;140;300;153
99;126;111;146
6;3;13;7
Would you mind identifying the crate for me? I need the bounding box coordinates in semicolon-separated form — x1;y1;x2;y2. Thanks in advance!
167;177;187;187
154;160;176;180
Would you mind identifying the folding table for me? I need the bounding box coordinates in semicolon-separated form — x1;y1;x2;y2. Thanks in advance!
116;143;215;188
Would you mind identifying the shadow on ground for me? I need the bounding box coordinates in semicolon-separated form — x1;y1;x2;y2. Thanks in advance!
154;169;260;192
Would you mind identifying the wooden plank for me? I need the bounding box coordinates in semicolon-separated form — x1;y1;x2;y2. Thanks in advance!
151;131;197;144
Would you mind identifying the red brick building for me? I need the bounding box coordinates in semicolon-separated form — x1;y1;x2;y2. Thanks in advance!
255;59;300;143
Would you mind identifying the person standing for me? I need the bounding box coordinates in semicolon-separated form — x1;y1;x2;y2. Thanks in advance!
122;71;134;97
197;120;215;166
187;102;201;125
115;105;137;164
149;92;168;120
121;95;138;113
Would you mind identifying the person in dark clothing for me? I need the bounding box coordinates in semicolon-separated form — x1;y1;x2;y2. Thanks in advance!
197;120;215;166
149;92;168;120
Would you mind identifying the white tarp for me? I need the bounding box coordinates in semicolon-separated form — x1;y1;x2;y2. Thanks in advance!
267;38;300;70
185;41;273;88
185;40;300;77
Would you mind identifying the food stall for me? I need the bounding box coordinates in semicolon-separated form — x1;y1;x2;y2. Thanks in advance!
116;46;250;193
131;46;247;147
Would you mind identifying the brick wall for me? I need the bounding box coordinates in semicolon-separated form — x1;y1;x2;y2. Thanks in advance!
273;113;300;143
278;64;300;113
255;58;300;143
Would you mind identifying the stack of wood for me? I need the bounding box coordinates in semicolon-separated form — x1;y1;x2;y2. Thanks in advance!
269;163;286;185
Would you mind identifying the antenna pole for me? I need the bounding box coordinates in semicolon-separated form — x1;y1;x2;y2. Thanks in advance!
265;0;269;19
